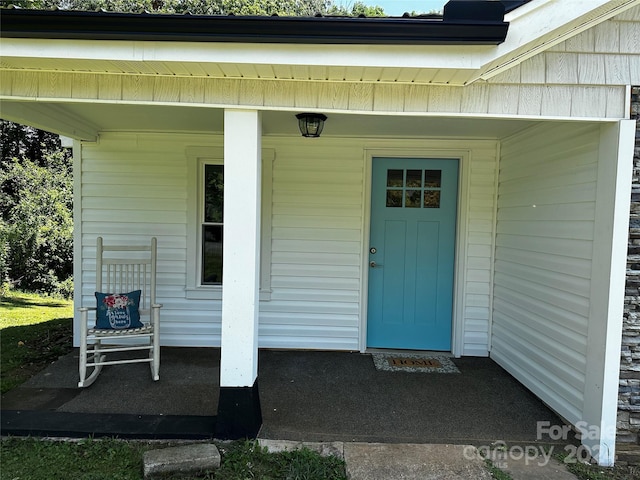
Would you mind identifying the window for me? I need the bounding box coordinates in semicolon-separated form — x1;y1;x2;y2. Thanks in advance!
186;147;273;300
201;164;224;285
385;168;442;209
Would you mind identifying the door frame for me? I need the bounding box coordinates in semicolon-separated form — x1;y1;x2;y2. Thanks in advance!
360;148;471;357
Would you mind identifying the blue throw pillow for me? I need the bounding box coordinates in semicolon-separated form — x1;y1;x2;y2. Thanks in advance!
95;290;143;329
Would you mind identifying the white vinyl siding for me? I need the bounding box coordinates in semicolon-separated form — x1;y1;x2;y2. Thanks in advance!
76;133;497;353
260;142;365;350
492;122;601;424
460;144;499;356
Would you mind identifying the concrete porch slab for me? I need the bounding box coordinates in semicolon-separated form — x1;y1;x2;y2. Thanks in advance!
1;347;572;448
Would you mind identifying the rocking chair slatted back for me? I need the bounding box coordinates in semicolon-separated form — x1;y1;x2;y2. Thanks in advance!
96;237;157;313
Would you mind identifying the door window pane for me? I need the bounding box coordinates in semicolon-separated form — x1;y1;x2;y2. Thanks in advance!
387;169;403;187
424;170;441;188
384;167;444;209
406;170;422;188
405;190;421;208
386;190;403;207
424;190;441;208
202;225;223;285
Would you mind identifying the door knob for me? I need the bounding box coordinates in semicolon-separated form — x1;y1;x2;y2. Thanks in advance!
370;261;382;268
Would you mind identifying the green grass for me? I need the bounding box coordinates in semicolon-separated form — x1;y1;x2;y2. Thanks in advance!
0;290;74;393
0;438;348;480
553;450;640;480
484;459;513;480
0;290;73;328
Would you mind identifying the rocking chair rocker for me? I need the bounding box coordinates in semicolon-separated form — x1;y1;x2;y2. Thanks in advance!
78;237;162;388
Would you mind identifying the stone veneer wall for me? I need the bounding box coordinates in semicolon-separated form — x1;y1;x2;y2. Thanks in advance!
619;86;640;445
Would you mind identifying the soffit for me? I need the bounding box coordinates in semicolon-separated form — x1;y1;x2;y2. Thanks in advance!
0;99;542;139
0;55;477;85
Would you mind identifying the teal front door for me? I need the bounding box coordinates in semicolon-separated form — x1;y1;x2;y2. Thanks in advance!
367;158;458;351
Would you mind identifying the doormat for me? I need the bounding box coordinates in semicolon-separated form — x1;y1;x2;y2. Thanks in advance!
371;353;460;374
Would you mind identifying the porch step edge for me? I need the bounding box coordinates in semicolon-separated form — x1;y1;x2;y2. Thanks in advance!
0;410;216;439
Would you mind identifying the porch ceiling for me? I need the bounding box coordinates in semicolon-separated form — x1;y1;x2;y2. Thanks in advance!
0;99;539;139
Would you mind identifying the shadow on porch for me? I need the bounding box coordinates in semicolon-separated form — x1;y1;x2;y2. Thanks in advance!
1;348;569;446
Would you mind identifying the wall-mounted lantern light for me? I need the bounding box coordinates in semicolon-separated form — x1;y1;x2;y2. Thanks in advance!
295;113;327;138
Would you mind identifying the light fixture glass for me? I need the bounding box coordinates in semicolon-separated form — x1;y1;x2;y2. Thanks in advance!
295;113;327;138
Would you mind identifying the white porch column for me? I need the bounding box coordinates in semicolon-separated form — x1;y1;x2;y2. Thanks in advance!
583;120;635;466
216;108;262;438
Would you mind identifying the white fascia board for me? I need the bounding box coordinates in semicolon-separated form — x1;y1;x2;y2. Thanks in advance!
472;0;640;82
0;37;491;71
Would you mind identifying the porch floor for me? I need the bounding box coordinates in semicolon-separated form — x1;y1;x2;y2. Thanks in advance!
1;348;567;445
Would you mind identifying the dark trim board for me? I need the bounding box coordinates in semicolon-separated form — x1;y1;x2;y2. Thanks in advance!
1;4;509;45
1;410;216;439
215;383;262;439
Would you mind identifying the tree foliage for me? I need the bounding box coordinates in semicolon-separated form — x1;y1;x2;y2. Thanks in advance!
0;121;73;297
1;0;387;16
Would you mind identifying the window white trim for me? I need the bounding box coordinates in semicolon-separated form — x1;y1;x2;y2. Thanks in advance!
185;145;273;300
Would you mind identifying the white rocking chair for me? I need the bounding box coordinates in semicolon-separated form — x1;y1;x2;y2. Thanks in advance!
78;237;162;388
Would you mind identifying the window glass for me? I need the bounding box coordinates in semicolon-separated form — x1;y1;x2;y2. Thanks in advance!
386;169;403;187
385;168;442;209
202;164;224;285
204;165;224;223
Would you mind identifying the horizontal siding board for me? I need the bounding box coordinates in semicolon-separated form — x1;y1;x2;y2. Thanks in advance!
497;183;597;208
271;263;360;278
498;163;597;193
272;215;361;229
495;234;593;260
260;300;359;315
271;227;360;242
259;311;358;326
495;246;592;279
497;202;596;222
493;298;587;356
494;272;590;317
270;288;359;303
272;192;362;206
271;276;360;290
496;219;594;240
272;204;361;217
494;259;590;297
272;239;360;254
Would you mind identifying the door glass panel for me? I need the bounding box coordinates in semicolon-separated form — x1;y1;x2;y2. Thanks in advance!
386;190;403;207
202;225;223;285
424;190;441;208
384;167;444;209
387;169;403;187
424;170;441;188
405;190;421;208
406;170;422;188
